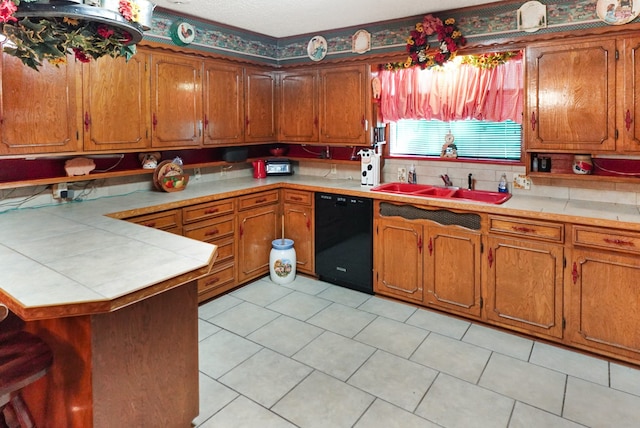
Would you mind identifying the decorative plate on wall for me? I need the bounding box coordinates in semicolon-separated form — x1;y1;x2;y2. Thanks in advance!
517;1;547;32
352;29;371;54
307;36;327;61
170;20;196;46
597;0;640;25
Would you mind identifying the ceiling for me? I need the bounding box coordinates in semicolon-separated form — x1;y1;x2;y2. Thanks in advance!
152;0;500;38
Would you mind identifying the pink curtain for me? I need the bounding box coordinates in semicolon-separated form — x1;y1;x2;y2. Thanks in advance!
379;58;523;124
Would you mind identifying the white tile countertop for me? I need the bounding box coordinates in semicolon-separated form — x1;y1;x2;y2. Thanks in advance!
2;174;639;320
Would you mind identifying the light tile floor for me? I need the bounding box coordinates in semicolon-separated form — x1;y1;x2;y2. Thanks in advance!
195;276;640;427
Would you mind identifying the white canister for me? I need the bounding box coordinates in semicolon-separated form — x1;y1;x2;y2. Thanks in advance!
270;239;296;285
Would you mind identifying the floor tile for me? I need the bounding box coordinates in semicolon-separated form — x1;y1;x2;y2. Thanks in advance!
406;307;471;339
247;315;324;356
293;331;375;381
198;329;262;379
509;402;584;428
198;319;220;342
316;285;372;307
410;332;491;383
348;350;438;412
198;293;243;320
199;396;296;428
210;301;280;336
272;371;375;428
357;295;417;322
219;348;312;408
231;279;293;306
415;374;514;428
193;374;238;426
354;316;428;358
354;399;440;428
530;342;609;386
266;290;332;320
462;323;533;361
307;302;376;338
610;363;640;396
279;275;332;295
479;353;566;415
564;376;640;427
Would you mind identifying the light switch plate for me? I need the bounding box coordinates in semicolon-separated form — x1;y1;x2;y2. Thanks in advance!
513;173;531;190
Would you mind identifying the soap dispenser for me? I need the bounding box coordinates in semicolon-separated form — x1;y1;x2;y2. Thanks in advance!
498;173;508;193
408;164;417;184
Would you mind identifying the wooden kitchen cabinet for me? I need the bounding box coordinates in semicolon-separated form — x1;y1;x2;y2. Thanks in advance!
0;53;82;155
278;69;320;142
244;67;277;142
282;189;314;275
126;209;183;235
183;199;236;301
485;216;565;340
237;190;280;283
83;52;151;151
567;225;640;363
619;36;640;152
319;64;371;145
150;52;203;148
203;60;244;145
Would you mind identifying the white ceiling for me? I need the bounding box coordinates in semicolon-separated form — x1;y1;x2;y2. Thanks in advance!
152;0;500;38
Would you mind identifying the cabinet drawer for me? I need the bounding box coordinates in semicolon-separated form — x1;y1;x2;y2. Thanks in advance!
183;199;235;224
197;263;235;294
573;225;640;254
128;210;182;232
183;215;234;242
489;216;563;243
283;189;312;205
212;237;234;265
237;190;279;211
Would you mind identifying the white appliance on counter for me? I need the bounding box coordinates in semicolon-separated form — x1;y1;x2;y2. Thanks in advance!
357;148;380;186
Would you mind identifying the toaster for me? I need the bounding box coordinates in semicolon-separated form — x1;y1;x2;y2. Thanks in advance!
265;159;293;175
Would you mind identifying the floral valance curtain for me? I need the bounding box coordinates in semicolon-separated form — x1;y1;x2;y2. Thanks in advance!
378;56;523;124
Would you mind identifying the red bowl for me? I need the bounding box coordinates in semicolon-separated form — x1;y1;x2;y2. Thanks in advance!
269;147;288;157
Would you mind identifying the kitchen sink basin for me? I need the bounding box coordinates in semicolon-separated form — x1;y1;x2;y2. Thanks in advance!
371;182;511;204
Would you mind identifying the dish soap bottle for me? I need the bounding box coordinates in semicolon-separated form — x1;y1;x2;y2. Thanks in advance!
408;164;417;184
498;173;508;193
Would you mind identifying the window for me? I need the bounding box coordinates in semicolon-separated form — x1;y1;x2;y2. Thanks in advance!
390;119;522;160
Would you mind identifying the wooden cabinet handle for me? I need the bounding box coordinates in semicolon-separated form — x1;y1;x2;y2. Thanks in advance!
314;117;318;128
84;112;91;132
488;248;494;268
204;277;220;286
530;111;537;131
572;262;579;284
142;222;156;228
152;113;158;131
204;114;209;130
306;218;311;230
291;196;302;201
204;208;219;214
603;238;635;247
512;226;535;233
255;198;267;203
204;228;219;237
428;237;433;256
625;109;633;131
417;235;423;253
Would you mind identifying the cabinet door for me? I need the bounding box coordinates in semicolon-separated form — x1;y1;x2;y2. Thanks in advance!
150;52;202;148
203;61;244;145
485;236;564;339
425;226;482;318
620;36;640;152
237;204;278;282
374;217;423;303
244;68;276;142
283;201;314;275
278;70;319;142
320;64;370;145
568;249;640;361
526;39;616;152
83;53;151;151
0;53;82;155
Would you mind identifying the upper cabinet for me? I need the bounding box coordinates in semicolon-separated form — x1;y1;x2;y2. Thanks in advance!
244;67;277;142
203;61;244;145
526;34;640;154
83;52;151;151
278;69;320;142
320;64;371;145
150;51;203;148
0;53;82;155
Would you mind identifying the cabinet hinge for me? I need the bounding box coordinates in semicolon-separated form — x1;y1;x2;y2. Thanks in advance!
615;49;619;60
615;129;619;140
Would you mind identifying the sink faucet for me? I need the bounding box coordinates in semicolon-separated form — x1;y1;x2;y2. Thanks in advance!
468;173;474;190
440;174;453;187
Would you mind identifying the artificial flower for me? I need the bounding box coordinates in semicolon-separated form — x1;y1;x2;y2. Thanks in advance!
0;0;18;23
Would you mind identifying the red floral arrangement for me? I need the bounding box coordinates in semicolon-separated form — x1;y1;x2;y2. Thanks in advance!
385;14;466;70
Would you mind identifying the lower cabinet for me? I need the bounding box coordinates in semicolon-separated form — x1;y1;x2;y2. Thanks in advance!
237;190;280;283
567;225;640;363
485;216;565;340
282;189;314;275
126;209;183;235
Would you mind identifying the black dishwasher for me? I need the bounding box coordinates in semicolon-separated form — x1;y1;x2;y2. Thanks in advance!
314;192;373;294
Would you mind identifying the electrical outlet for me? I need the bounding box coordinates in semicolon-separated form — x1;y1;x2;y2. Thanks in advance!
52;183;68;199
220;166;227;177
513;173;531;190
330;164;337;174
397;167;407;182
194;168;201;180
